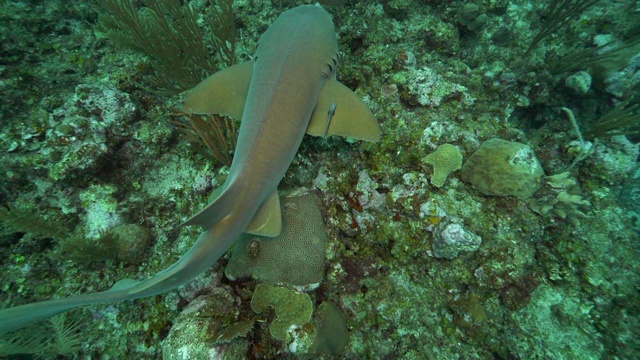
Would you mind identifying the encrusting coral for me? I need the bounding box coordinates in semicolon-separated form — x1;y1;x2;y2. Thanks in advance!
422;143;463;188
250;284;314;341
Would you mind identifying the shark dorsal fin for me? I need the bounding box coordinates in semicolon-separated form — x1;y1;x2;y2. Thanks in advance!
307;78;381;142
182;61;254;119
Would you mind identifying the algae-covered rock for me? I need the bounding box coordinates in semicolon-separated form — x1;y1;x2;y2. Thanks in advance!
457;3;487;32
432;222;482;259
48;83;136;181
460;138;544;198
109;223;152;264
163;289;248;360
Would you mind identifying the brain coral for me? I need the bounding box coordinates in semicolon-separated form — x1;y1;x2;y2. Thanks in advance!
460;138;545;198
225;191;328;289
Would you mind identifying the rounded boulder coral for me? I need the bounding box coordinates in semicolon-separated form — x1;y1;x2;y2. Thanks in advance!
460;138;545;198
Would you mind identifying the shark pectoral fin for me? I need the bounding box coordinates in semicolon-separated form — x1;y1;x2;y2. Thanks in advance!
307;79;381;142
246;190;282;237
182;60;254;119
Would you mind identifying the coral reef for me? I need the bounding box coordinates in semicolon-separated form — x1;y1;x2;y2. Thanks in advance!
1;0;639;359
527;172;590;226
457;3;487;32
59;223;153;264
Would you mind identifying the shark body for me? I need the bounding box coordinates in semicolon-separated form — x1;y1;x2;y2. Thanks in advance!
0;4;379;334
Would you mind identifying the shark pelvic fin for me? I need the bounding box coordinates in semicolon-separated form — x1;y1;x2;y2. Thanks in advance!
246;190;282;237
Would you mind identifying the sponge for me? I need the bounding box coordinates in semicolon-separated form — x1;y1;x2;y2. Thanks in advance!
460;138;544;198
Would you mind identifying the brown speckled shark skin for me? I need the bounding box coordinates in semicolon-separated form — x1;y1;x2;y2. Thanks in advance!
0;4;379;334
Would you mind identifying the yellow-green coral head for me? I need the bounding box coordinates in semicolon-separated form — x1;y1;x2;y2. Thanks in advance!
422;143;463;188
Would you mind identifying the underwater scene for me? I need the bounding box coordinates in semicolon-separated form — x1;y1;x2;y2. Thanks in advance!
0;0;639;359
